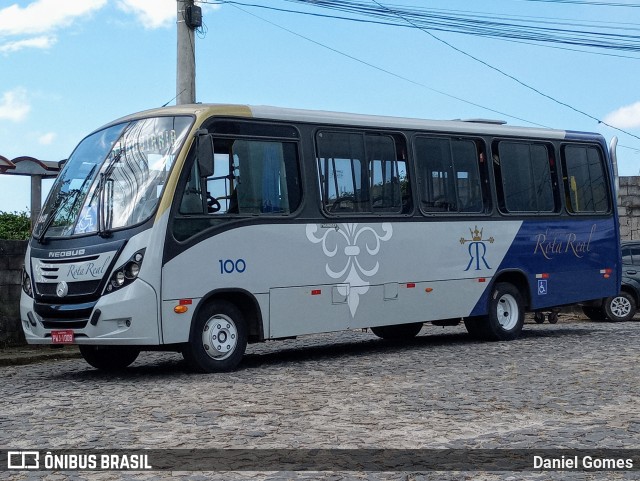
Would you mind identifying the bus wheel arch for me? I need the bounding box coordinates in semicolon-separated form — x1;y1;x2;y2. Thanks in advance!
492;270;531;311
466;271;529;341
196;289;264;343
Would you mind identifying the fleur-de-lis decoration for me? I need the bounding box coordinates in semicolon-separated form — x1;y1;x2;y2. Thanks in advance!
306;223;393;316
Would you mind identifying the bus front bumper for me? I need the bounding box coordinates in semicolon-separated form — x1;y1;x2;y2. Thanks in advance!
20;280;160;345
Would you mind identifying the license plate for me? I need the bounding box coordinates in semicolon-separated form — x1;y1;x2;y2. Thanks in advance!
51;330;74;344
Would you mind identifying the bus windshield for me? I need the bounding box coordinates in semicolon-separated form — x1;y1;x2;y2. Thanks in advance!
33;116;193;240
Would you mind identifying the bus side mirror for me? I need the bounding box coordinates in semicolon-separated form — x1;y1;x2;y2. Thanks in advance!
196;130;214;177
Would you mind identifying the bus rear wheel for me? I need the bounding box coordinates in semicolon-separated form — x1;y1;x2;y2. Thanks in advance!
183;300;248;373
470;282;524;341
370;322;423;340
79;345;140;371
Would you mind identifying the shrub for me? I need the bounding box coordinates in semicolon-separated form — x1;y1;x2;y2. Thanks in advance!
0;211;31;240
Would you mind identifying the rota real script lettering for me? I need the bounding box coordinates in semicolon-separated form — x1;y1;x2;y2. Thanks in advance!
533;224;596;259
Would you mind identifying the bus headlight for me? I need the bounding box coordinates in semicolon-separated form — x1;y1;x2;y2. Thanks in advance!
105;249;145;294
125;262;140;279
22;266;33;297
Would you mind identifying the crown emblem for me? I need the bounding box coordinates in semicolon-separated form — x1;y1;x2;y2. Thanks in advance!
460;225;494;245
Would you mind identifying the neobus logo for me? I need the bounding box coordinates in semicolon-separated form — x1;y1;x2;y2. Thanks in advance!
48;249;85;258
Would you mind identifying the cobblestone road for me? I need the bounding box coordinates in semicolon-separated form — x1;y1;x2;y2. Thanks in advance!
0;316;639;481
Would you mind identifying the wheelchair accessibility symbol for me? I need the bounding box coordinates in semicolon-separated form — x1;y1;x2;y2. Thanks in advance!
538;279;548;296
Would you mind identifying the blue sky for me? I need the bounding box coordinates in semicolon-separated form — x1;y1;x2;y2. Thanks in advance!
1;0;639;213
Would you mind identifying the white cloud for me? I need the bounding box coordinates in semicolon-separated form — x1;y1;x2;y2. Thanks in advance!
116;0;220;30
0;88;30;122
0;36;56;54
38;132;56;145
604;101;640;129
116;0;176;29
0;0;107;36
0;0;220;54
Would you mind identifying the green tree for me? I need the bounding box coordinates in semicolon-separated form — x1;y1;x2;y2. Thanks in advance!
0;211;31;240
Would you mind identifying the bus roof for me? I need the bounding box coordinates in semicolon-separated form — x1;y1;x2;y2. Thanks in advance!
107;103;604;142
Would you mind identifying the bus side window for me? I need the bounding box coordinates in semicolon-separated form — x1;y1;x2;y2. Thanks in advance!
414;136;484;214
174;137;303;240
205;139;234;215
315;131;409;214
204;138;302;216
561;144;609;214
493;140;557;214
179;158;205;214
368;135;406;213
316;131;367;213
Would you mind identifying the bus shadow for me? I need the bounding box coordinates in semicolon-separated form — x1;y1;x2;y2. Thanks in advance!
53;324;597;379
241;325;595;369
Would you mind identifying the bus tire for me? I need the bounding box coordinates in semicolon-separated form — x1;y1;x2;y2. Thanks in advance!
370;322;423;340
603;292;636;322
183;300;247;373
479;282;525;341
79;345;140;371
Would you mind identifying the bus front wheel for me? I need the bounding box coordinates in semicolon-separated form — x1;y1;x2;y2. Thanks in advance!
469;282;524;341
79;345;140;371
183;300;248;373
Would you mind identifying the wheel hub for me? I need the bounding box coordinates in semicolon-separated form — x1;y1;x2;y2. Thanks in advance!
497;294;519;330
610;296;631;318
202;314;238;360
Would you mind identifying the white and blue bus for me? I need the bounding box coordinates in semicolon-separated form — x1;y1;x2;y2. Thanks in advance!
20;104;621;372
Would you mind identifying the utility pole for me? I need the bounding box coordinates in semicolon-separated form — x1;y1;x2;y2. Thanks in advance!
176;0;198;105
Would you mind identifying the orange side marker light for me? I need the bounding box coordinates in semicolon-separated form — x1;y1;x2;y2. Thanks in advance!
174;299;192;314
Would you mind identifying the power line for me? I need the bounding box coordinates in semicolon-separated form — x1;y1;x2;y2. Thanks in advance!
204;1;547;126
281;0;640;54
209;1;640;56
261;0;640;141
205;0;640;143
208;0;640;62
367;0;640;141
513;0;640;7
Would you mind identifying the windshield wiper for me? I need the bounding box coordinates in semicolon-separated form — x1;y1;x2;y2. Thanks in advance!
35;164;97;244
35;191;74;244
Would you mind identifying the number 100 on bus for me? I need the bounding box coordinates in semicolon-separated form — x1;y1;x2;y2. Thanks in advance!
219;259;246;274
